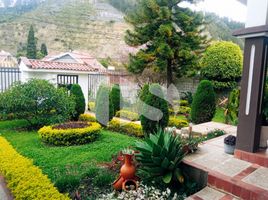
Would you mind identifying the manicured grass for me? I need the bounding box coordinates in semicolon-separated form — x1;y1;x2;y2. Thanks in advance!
212;107;226;123
0;120;137;183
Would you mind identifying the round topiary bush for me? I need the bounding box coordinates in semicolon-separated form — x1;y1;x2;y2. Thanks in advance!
200;41;243;92
38;122;101;146
191;80;216;124
95;85;114;126
141;84;169;135
70;84;85;121
110;84;123;115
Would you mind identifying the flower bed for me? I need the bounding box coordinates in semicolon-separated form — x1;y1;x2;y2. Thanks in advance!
0;137;69;200
38;122;101;146
115;110;139;121
107;119;143;137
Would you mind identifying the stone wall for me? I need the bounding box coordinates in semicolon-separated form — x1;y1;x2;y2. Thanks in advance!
175;77;200;95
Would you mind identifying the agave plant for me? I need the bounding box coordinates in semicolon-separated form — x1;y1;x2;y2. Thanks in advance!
135;130;186;184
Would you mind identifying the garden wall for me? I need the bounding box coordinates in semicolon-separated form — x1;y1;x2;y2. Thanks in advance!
175;77;200;95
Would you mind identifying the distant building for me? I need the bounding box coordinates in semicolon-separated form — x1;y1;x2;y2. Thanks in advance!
0;50;18;68
19;51;107;110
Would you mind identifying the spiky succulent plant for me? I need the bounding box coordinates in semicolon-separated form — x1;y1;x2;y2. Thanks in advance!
135;130;186;184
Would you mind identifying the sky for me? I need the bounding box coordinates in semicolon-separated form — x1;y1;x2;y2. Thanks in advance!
180;0;247;23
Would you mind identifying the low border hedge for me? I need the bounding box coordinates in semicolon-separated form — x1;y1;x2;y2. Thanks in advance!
168;117;189;129
107;119;144;137
115;110;139;121
0;137;69;200
79;113;96;122
38;122;101;146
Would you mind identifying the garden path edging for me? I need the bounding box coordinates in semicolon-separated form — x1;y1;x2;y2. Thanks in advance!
0;176;13;200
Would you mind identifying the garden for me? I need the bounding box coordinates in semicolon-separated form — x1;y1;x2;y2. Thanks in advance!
0;1;247;200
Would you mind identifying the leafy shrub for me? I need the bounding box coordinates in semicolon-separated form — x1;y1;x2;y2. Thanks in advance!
95;85;114;126
70;84;85;120
0;137;69;200
168;117;189;129
225;89;240;125
182;91;193;105
88;101;96;112
79;113;96;122
110;84;123;115
191;80;216;124
115;110;139;121
55;176;80;193
178;106;191;115
201;41;243;92
137;84;149;115
135;130;185;184
107;119;144;137
0;79;75;129
38;122;101;146
173;100;189;107
141;84;169;135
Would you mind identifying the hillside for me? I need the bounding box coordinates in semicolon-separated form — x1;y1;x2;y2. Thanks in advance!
0;0;133;62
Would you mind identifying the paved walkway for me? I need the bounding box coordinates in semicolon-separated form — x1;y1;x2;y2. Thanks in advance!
0;176;13;200
184;131;268;199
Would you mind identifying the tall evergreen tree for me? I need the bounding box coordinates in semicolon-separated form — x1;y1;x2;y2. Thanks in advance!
40;43;48;56
26;25;37;59
125;0;208;87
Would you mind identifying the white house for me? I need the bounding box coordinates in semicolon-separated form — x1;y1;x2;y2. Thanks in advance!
19;51;107;110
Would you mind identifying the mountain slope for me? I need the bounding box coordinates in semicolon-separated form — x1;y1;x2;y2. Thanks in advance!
0;0;133;62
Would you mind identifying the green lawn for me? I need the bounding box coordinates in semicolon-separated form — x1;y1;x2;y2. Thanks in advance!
0;120;137;183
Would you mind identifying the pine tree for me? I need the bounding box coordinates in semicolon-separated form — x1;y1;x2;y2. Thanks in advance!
26;25;37;59
125;0;208;87
40;43;48;56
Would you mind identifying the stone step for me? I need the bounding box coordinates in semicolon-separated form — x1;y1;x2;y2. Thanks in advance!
186;186;238;200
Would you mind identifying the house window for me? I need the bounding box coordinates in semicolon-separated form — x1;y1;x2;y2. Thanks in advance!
57;75;78;90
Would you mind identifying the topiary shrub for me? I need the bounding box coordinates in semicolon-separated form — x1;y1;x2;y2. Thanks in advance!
201;41;243;92
70;84;86;121
137;84;149;115
95;85;114;126
191;80;216;124
88;102;96;112
110;84;123;115
141;84;169;135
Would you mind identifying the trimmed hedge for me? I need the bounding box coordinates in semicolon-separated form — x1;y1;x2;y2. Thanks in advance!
168;117;189;129
115;110;139;121
110;84;123;115
70;84;86;120
95;85;114;126
141;84;169;135
169;106;191;115
79;113;96;122
38;122;101;146
107;119;144;137
88;102;96;112
201;41;243;91
138;84;149;115
0;137;69;200
191;80;216;124
173;100;189;107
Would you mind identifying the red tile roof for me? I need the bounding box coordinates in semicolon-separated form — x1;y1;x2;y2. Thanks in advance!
20;57;106;72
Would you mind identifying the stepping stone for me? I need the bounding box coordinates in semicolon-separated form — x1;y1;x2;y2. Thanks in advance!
0;176;12;200
243;167;268;190
186;187;231;200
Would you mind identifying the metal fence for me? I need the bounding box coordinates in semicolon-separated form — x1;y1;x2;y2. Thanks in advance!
0;67;21;93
